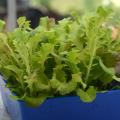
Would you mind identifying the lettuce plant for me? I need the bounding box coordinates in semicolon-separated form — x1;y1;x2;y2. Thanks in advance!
0;7;120;107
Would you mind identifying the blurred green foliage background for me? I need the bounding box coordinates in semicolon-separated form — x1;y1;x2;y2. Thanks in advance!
31;0;120;14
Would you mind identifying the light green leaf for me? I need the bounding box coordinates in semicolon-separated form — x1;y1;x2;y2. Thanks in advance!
50;74;61;89
50;72;85;95
99;58;115;76
10;94;20;101
66;50;80;63
54;65;66;82
99;58;120;82
0;20;5;31
77;86;96;103
112;76;120;82
39;43;54;63
97;6;113;18
4;65;22;76
17;17;31;30
40;17;49;29
58;80;77;95
17;17;26;27
24;96;47;107
72;73;86;89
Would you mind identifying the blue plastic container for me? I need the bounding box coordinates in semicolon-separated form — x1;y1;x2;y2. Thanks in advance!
1;78;120;120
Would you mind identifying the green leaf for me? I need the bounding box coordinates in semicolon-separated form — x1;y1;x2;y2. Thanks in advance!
4;65;22;76
58;73;86;95
97;6;113;18
40;17;49;28
99;58;120;82
99;58;115;76
10;94;20;101
24;96;47;107
54;65;66;82
50;74;60;89
72;73;86;89
58;73;84;95
17;17;26;27
25;72;50;94
0;20;5;31
13;39;30;74
17;17;31;30
99;73;113;84
112;76;120;82
39;43;54;63
58;80;77;95
50;73;82;95
10;93;26;101
77;86;96;103
66;50;80;63
102;53;116;67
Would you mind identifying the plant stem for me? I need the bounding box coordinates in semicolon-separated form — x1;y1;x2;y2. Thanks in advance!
85;38;98;83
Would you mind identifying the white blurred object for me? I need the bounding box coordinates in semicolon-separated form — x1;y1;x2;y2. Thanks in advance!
0;91;5;120
0;76;4;108
0;91;4;108
7;0;17;31
0;76;10;120
103;0;110;6
111;0;120;7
